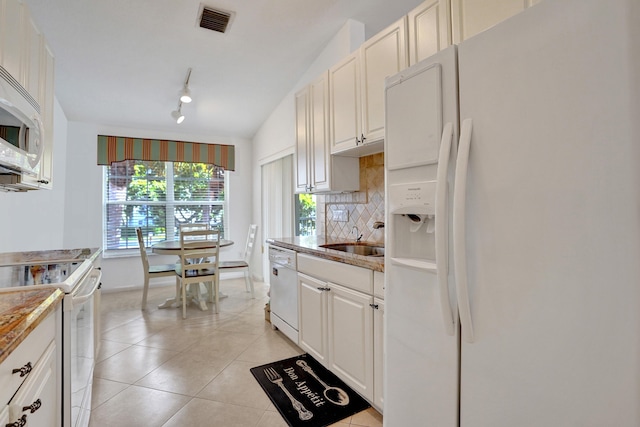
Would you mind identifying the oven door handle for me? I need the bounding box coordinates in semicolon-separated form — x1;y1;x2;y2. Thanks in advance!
66;268;102;311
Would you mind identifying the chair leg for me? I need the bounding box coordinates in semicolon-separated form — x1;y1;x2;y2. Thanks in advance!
141;274;150;310
244;270;255;298
206;281;214;304
214;276;220;314
180;279;187;319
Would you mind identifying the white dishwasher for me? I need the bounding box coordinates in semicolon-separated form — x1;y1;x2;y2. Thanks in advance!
269;246;298;343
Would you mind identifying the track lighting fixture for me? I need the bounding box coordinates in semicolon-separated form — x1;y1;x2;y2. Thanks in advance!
171;68;192;124
180;68;192;103
171;102;185;124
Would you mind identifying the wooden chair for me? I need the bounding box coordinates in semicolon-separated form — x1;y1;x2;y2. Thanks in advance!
136;228;176;310
179;222;209;231
219;224;258;298
175;228;221;318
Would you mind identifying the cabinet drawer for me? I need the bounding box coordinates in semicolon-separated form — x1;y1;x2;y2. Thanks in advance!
298;254;372;294
8;340;57;426
0;312;55;405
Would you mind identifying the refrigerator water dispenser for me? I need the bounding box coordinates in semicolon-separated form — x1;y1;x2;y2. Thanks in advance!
388;181;438;269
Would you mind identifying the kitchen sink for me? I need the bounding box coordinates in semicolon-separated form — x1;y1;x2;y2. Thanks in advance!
320;243;385;257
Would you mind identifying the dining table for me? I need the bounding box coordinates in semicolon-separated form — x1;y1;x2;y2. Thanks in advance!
151;238;234;311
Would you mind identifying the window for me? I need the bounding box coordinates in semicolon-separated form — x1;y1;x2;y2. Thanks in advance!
295;193;316;236
103;160;227;253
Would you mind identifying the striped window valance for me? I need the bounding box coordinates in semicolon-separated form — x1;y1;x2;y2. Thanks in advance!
97;135;235;171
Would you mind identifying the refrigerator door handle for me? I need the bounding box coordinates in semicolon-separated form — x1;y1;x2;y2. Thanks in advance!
436;122;455;336
453;118;475;343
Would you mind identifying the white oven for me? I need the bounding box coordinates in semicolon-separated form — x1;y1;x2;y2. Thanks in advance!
63;265;101;427
0;248;102;427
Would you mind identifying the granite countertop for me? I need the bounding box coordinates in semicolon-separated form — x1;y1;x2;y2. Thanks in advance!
0;247;99;266
0;288;63;364
266;236;384;272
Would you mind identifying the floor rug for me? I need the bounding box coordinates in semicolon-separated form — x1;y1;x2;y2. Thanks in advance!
250;354;371;427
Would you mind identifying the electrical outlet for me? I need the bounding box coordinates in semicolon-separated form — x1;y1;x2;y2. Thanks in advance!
334;209;348;222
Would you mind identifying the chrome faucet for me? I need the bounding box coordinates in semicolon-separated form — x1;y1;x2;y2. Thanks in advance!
352;226;363;242
373;221;385;229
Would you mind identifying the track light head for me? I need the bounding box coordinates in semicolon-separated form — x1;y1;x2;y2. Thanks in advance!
179;86;192;103
171;107;184;124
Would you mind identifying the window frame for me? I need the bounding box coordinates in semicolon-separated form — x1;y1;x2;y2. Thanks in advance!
102;161;229;258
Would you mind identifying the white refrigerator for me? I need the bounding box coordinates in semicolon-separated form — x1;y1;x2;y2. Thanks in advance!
383;0;640;426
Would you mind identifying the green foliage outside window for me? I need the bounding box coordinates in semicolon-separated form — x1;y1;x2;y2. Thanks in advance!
105;160;225;250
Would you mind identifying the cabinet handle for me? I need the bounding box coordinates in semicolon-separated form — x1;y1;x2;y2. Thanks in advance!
12;362;32;377
37;179;49;184
369;303;379;309
6;415;27;427
316;287;330;291
355;136;360;145
22;399;41;414
361;134;366;144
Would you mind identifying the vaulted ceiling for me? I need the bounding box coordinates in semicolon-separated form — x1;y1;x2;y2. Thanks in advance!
24;0;425;139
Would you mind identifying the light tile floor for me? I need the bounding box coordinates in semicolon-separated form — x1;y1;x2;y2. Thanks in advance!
90;278;383;427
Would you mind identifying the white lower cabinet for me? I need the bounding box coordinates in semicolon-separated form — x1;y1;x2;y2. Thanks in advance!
372;297;384;411
297;254;384;409
298;273;328;366
9;341;57;426
327;282;374;402
0;306;60;427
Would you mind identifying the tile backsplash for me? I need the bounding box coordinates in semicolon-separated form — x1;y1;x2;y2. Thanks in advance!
317;152;385;244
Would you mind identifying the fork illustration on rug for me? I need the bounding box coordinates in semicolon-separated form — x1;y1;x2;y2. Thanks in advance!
264;367;314;421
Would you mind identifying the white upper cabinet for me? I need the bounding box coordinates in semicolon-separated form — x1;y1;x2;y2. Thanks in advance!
296;72;359;193
294;86;310;193
330;17;408;155
360;16;408;145
329;52;360;153
407;0;452;66
0;0;55;190
26;11;43;106
1;0;27;85
451;0;540;43
38;44;55;188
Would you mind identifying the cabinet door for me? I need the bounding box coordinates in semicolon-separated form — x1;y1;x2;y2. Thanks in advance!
360;17;408;143
8;341;58;427
298;273;328;365
38;44;54;189
329;52;360;153
408;0;452;65
26;13;43;105
0;0;26;86
328;283;374;401
309;72;330;192
373;297;384;411
451;0;538;43
294;87;310;193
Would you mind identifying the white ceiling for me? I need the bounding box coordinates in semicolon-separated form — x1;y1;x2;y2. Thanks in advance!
23;0;425;140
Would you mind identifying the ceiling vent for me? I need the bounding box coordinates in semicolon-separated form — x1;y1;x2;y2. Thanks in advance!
198;5;233;33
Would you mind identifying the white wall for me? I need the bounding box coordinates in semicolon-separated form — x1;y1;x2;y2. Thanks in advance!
251;19;365;278
0;98;68;252
61;122;254;292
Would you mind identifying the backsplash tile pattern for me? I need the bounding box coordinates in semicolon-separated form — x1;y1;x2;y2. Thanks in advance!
317;153;385;244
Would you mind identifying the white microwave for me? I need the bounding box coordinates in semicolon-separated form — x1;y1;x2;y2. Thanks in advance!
0;66;44;176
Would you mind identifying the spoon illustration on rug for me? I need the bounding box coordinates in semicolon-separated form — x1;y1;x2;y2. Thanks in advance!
296;360;350;406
